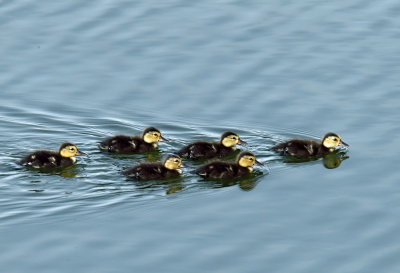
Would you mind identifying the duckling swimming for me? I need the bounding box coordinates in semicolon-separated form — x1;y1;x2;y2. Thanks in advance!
195;151;263;179
123;155;185;180
98;127;168;153
19;142;86;169
272;132;349;158
177;131;246;160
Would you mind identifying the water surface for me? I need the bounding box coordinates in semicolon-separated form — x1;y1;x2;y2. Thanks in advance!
1;0;399;272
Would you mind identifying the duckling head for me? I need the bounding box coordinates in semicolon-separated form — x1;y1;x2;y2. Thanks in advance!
142;127;168;144
237;151;263;171
220;131;247;148
322;133;349;150
59;143;86;158
163;155;185;173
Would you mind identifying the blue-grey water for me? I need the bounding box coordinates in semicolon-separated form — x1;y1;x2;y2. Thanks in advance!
1;0;399;272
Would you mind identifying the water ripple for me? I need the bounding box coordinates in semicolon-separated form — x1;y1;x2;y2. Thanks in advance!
1;0;399;272
0;104;345;226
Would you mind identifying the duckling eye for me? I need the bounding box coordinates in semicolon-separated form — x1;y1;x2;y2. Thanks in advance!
174;159;180;163
69;147;76;151
153;133;159;137
248;157;254;161
231;136;237;140
332;138;338;142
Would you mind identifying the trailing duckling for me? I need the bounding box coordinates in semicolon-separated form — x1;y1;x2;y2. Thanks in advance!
123;154;185;180
99;127;168;153
195;151;263;179
177;131;246;160
272;132;349;158
19;143;86;169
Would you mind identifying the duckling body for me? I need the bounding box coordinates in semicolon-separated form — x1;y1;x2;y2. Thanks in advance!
195;161;251;179
177;131;246;160
19;143;85;169
124;155;184;180
195;151;262;179
99;135;156;153
177;142;234;160
272;132;349;158
99;127;167;153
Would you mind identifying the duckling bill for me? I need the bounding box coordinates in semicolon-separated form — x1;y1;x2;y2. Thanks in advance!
19;142;86;169
123;155;185;180
272;132;349;158
195;151;263;179
99;127;167;153
177;131;246;160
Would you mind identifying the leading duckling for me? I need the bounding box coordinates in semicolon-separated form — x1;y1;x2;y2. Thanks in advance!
99;127;168;153
272;132;349;158
177;131;246;160
195;151;263;179
123;154;185;180
19;142;86;169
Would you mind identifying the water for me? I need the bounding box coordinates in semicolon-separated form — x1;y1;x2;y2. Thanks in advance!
1;0;399;272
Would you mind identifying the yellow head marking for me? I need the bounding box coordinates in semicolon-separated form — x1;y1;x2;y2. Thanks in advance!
322;135;342;149
221;134;240;147
238;155;257;168
60;145;80;158
164;156;184;171
143;131;161;144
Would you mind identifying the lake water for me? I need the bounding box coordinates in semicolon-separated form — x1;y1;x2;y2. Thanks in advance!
1;0;399;272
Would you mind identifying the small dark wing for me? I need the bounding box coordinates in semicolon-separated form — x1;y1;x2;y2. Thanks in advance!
176;145;190;157
123;165;142;178
273;139;319;157
19;154;33;166
272;141;289;153
177;142;219;160
130;136;155;152
194;164;212;177
124;163;165;180
19;151;60;168
98;136;115;151
195;162;235;178
98;135;134;153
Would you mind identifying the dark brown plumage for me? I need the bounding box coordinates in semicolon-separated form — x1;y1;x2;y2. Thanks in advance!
272;132;349;158
177;131;246;160
98;127;167;153
123;155;184;180
195;151;262;179
19;142;85;169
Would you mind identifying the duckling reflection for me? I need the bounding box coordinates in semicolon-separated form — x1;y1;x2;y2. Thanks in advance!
281;151;349;169
202;171;265;191
165;182;185;195
132;176;185;195
323;152;349;169
23;164;82;178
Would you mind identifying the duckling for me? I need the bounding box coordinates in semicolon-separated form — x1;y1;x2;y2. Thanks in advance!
123;155;185;180
177;131;246;160
98;127;168;153
272;132;349;158
19;143;86;168
195;151;263;179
